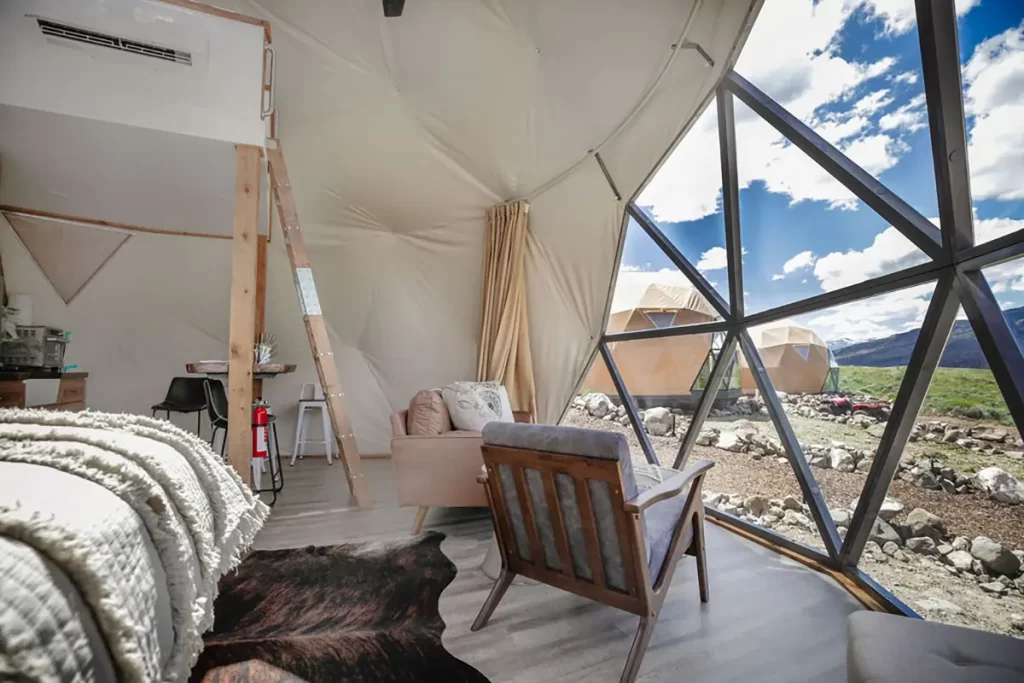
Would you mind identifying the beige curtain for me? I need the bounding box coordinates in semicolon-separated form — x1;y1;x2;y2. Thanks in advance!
477;200;537;418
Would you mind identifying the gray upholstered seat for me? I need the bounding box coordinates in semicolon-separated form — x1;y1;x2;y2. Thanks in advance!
847;612;1024;682
482;421;689;585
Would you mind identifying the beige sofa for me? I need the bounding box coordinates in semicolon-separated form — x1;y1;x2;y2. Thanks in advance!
391;409;531;532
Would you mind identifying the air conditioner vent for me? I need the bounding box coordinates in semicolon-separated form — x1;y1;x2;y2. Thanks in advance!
37;18;192;66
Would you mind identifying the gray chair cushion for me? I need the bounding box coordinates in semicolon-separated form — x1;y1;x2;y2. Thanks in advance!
642;494;691;585
847;611;1024;682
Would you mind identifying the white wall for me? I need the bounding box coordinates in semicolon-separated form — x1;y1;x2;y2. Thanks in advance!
0;0;265;146
0;214;363;456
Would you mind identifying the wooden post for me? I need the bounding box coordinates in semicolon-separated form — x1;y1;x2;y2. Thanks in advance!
267;144;371;508
253;234;268;399
226;144;262;484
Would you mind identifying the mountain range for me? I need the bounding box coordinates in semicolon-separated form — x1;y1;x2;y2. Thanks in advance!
832;305;1024;369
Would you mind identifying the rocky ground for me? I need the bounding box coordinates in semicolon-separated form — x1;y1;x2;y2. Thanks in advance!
561;397;1024;637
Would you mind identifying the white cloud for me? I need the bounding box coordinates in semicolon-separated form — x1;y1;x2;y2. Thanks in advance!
852;89;895;115
891;71;919;85
963;23;1024;201
860;0;981;37
800;214;1024;340
976;217;1024;302
695;246;748;273
696;246;728;272
784;250;817;273
771;273;786;281
801;282;934;341
812;227;928;291
879;97;928;134
772;250;818;280
639;0;906;223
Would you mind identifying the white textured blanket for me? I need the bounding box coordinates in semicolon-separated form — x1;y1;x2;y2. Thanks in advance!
0;409;270;683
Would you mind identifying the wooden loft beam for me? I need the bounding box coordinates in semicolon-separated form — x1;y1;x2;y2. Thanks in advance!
0;205;231;240
157;0;272;43
226;144;262;484
253;234;268;398
267;144;371;509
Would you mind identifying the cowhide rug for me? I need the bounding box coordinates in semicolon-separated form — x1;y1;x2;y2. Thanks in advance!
190;532;490;683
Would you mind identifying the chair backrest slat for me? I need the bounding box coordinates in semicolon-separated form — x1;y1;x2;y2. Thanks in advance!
511;464;545;565
611;483;640;597
540;470;575;579
483;463;521;561
574;475;607;590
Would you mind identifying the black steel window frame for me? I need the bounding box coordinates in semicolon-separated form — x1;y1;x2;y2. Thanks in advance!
591;0;1024;615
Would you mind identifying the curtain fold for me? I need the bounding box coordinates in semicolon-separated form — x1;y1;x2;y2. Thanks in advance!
477;200;537;419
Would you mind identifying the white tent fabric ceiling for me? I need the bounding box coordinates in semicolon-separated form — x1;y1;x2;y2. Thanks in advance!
2;0;760;455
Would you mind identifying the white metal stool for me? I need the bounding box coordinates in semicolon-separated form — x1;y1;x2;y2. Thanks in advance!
290;383;335;466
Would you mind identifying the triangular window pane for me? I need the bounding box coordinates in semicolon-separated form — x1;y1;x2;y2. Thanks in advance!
733;98;931;316
634;103;732;307
856;302;1023;635
733;0;939;221
7;214;129;304
611;217;722;337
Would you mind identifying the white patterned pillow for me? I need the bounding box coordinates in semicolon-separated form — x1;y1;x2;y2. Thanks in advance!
441;381;514;431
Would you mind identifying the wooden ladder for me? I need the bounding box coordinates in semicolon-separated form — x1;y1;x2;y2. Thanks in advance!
267;144;371;509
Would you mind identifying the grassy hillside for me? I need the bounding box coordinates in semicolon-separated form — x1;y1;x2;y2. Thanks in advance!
839;365;1015;425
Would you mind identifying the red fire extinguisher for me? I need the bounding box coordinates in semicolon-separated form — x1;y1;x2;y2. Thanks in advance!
253;401;269;461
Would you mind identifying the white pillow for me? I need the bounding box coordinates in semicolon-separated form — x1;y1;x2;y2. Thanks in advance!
441;381;514;431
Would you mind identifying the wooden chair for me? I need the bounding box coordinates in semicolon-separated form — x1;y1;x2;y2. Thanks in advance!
472;422;713;683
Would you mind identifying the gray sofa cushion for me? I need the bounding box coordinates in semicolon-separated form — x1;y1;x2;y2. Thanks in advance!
847;611;1024;682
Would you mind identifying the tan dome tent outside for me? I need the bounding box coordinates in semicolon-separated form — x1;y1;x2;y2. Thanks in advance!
739;322;839;395
583;272;719;404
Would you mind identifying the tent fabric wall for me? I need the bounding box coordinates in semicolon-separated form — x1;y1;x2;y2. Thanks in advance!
0;1;761;456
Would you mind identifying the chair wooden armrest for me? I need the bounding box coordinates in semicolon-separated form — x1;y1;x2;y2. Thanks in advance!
623;460;714;513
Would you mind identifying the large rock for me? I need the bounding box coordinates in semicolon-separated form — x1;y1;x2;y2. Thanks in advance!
906;537;939;556
915;596;964;615
642;407;674;437
970;536;1022;576
783;495;802;511
905;508;946;542
585;393;613;418
946;550;974;572
716;431;746;453
942;427;964;443
782;510;815;532
829;448;856;472
972;426;1009;443
867;424;886;438
850;496;903;521
830;509;852;527
869;518;902;547
975;467;1024;505
695;431;716;447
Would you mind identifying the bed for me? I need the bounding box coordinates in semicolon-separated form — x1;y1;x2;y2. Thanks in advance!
0;408;269;682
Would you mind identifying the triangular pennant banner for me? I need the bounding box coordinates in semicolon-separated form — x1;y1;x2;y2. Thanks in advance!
7;214;129;304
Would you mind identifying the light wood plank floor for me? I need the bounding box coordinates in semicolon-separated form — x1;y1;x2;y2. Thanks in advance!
255;458;863;682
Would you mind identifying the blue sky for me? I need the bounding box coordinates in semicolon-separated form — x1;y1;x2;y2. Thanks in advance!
624;0;1024;342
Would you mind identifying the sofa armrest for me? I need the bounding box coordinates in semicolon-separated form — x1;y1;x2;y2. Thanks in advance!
512;410;533;424
391;411;408;437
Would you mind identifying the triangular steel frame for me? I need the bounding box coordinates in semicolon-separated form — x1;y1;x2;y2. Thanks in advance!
589;0;1024;594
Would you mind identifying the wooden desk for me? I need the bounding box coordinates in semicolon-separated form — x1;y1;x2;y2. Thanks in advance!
0;371;88;410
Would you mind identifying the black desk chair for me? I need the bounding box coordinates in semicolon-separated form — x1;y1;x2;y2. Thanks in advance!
152;377;207;435
204;379;284;505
